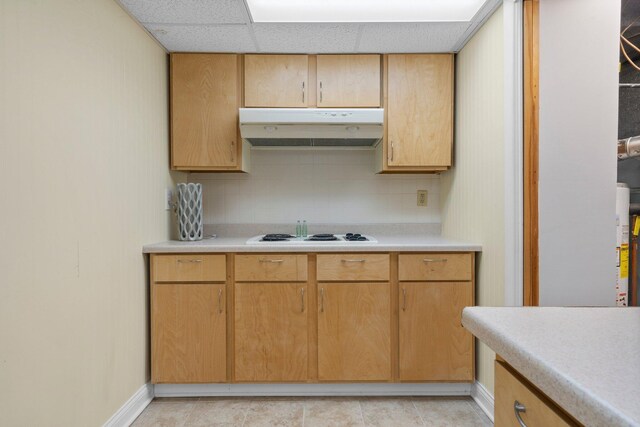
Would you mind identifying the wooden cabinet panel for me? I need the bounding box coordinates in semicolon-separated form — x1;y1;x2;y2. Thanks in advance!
399;282;473;381
244;55;309;107
171;54;241;170
153;254;226;283
386;54;453;168
316;55;381;107
398;253;472;282
234;283;308;381
317;254;390;281
234;254;308;282
495;361;576;427
151;284;226;383
317;283;391;381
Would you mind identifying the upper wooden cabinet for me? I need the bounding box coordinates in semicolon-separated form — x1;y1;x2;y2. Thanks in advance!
316;55;381;107
244;55;309;107
170;54;247;171
244;54;381;108
378;54;454;173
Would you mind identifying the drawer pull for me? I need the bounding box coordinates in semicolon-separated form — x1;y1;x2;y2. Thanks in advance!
423;258;447;263
217;288;223;314
259;259;284;263
177;259;202;263
320;288;325;312
341;259;366;263
514;401;527;427
300;288;305;313
402;288;407;311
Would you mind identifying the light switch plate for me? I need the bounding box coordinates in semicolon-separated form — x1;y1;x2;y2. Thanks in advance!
417;190;428;207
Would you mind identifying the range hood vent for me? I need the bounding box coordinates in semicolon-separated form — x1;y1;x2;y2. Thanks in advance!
239;108;384;147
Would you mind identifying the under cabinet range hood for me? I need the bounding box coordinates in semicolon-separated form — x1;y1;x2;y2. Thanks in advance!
239;108;384;147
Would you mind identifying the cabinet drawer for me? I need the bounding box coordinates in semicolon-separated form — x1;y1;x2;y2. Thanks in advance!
153;254;226;282
235;254;308;282
495;361;576;427
398;253;472;281
317;254;390;281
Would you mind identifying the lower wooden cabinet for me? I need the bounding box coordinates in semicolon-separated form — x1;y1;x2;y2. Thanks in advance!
495;361;577;426
234;283;308;382
317;283;391;381
150;252;476;384
399;282;473;381
151;284;227;383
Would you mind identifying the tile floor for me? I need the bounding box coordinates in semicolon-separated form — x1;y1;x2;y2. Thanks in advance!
132;396;492;427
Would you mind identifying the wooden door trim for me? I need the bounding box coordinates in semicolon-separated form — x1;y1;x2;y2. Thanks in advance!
523;0;539;306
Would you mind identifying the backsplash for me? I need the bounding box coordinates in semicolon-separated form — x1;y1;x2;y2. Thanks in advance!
190;150;441;224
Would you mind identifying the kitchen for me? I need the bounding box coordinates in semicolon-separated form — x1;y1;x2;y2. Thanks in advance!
1;0;636;426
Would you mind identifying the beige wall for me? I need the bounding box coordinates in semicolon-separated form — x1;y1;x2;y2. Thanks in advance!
0;1;182;425
441;6;504;395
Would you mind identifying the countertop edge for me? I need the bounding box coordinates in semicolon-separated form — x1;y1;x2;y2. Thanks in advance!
142;243;483;254
461;308;637;427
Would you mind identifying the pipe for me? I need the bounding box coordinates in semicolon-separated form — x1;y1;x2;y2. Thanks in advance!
618;136;640;160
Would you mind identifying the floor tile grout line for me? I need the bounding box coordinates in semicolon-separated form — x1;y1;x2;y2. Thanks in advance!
410;395;427;426
240;398;250;427
358;398;366;427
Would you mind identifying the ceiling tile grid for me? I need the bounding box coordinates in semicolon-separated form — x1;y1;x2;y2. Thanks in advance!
146;23;257;52
252;23;361;53
117;0;502;53
120;0;250;24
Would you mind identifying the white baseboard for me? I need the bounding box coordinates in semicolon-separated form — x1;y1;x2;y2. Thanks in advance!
471;381;494;422
103;383;154;427
154;383;472;398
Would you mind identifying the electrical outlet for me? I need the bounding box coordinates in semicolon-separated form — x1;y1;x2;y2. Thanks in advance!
165;188;173;211
417;190;428;207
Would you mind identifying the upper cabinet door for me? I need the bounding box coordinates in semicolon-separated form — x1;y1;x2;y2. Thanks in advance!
244;55;309;107
316;55;381;107
386;54;454;168
171;54;241;170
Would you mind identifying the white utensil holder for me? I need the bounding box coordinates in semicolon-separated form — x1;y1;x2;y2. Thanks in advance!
177;183;203;241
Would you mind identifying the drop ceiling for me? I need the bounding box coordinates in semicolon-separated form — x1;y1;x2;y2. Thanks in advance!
117;0;502;53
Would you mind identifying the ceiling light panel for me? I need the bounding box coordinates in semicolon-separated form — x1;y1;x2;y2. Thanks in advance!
246;0;486;23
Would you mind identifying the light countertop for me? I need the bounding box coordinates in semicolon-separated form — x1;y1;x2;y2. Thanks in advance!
462;307;640;427
143;235;481;253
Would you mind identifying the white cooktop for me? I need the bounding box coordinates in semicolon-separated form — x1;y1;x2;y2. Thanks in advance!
246;234;378;245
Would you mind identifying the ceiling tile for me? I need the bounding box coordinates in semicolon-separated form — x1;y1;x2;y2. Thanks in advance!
146;24;256;52
252;23;360;53
119;0;250;24
358;22;471;53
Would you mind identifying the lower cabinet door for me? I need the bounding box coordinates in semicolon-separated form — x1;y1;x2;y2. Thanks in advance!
152;284;227;383
317;282;391;381
399;282;473;381
234;283;308;381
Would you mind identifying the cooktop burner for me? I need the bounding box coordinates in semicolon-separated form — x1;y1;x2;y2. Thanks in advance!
261;233;295;242
306;234;339;241
344;233;368;241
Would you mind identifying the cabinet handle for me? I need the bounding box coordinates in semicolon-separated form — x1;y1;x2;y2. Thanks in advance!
402;288;407;311
217;288;223;314
319;81;323;103
302;81;305;103
320;288;325;312
300;288;305;313
176;259;202;263
514;401;527;427
230;140;235;163
341;259;366;263
423;258;448;263
390;141;394;163
259;259;284;263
